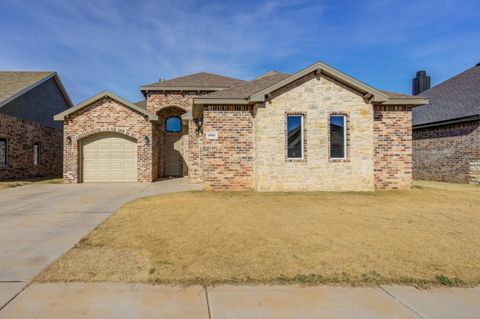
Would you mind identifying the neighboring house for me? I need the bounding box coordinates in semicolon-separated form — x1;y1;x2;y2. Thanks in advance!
412;64;480;184
54;61;427;191
0;72;72;180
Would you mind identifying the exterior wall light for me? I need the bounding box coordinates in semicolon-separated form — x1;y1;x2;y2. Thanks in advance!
144;136;150;144
66;136;72;144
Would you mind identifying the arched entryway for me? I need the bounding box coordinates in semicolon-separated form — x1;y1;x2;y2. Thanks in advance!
164;116;183;176
80;132;137;182
156;106;187;178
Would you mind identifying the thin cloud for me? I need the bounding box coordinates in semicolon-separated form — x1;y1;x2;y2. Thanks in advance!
0;0;479;102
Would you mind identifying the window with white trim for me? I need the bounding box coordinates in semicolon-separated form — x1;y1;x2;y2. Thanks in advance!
34;142;40;165
330;115;346;159
287;115;303;159
0;138;6;166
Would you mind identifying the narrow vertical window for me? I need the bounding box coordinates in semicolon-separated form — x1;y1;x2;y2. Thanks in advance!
330;115;346;159
0;138;6;166
34;142;40;165
287;115;303;159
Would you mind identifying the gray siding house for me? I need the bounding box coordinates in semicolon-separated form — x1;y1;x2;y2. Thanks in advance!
0;72;72;180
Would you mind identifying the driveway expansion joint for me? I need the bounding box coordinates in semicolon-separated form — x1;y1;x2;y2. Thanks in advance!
203;286;212;319
379;286;426;319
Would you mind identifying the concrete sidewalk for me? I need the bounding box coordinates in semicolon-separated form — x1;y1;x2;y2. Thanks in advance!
0;283;478;319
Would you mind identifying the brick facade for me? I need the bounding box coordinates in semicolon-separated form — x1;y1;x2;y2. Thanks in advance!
202;105;255;190
187;74;413;192
0;113;63;180
373;106;413;190
146;92;208;180
60;75;415;191
413;121;480;184
62;97;154;183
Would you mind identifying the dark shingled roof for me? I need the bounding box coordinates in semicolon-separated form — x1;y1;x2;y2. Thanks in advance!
0;71;54;106
133;100;146;108
413;65;480;126
199;72;291;99
141;72;245;89
380;90;415;99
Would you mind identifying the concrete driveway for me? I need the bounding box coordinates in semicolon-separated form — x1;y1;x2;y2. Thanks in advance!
0;178;201;309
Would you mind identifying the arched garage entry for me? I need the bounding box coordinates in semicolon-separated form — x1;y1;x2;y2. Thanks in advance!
81;132;137;182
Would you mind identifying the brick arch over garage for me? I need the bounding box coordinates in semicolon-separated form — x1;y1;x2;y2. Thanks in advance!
72;127;140;142
62;96;155;183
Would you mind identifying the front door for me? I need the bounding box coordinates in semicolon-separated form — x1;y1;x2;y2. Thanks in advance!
165;135;183;176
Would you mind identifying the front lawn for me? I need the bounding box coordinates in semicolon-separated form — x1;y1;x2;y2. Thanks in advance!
37;181;480;287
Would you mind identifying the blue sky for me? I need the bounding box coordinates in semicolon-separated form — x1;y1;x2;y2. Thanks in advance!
0;0;479;104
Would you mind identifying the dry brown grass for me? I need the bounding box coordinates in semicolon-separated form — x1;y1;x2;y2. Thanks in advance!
37;181;480;287
0;177;62;189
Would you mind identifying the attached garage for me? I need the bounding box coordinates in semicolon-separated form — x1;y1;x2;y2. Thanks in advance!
81;132;137;182
54;91;158;183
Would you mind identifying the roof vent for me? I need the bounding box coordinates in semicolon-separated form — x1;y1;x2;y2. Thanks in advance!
412;70;431;95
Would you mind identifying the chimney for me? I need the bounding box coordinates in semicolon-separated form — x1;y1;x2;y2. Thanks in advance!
412;70;431;95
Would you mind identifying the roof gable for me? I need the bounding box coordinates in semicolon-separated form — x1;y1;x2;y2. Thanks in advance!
140;72;245;91
54;91;158;121
193;61;429;112
413;65;480;126
0;71;72;109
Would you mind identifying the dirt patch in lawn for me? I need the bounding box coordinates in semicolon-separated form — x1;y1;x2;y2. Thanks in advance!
36;181;480;287
0;177;62;189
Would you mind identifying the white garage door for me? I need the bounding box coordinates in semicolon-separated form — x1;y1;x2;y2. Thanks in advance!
82;133;137;182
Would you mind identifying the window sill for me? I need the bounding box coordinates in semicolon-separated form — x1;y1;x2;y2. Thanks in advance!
329;158;350;163
286;158;307;163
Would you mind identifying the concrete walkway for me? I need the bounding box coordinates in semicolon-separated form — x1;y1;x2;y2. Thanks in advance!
0;283;478;318
0;178;201;310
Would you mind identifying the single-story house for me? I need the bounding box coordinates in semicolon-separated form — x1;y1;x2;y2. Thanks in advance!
0;71;72;180
412;63;480;184
54;61;428;191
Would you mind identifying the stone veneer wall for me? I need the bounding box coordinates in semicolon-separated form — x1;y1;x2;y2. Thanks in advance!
373;105;412;190
413;121;480;184
0;113;62;180
202;105;255;190
62;97;154;183
254;73;375;191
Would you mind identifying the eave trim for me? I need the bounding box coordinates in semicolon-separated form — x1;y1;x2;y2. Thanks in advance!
193;98;250;105
413;115;480;129
0;72;73;109
54;91;158;121
249;61;391;103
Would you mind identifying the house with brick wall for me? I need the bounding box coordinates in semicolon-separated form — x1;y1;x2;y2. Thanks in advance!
54;61;428;191
412;64;480;184
0;72;72;180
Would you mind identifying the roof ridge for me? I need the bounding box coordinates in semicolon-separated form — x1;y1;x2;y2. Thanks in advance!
140;72;245;90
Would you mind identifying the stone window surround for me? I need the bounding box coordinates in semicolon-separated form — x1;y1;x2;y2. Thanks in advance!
328;111;351;163
284;112;307;162
33;142;40;166
0;137;7;167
